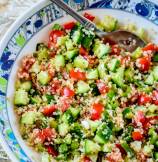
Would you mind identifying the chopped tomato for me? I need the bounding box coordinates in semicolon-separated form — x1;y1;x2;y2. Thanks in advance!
83;156;92;162
59;97;73;112
138;93;152;105
70;69;86;80
49;30;65;44
96;80;109;94
36;128;55;143
79;46;89;56
46;145;58;157
42;105;57;116
111;45;121;55
115;143;126;155
121;56;131;66
61;87;75;97
83;12;95;21
136;55;151;72
135;111;146;125
91;103;104;120
63;21;76;30
142;43;156;51
51;80;61;94
132;131;143;141
152;90;158;105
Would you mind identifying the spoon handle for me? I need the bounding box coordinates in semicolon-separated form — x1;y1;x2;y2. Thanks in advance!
50;0;99;31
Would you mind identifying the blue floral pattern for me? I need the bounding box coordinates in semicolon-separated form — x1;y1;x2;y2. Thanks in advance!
0;0;158;161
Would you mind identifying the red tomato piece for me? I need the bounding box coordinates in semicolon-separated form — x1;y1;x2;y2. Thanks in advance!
49;30;65;44
91;103;104;120
132;131;143;141
115;143;126;155
111;45;121;55
83;12;95;21
36;128;55;143
138;93;152;105
70;69;86;80
59;97;72;112
42;105;57;116
79;46;89;56
142;43;156;51
51;80;61;94
61;87;75;97
152;90;158;105
135;111;146;125
63;21;76;30
83;156;92;162
96;80;109;94
46;145;58;157
136;55;151;72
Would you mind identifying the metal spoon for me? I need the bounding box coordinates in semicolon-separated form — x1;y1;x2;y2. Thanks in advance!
50;0;145;52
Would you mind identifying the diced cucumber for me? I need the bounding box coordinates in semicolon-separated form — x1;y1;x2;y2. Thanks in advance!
102;143;113;153
20;81;32;91
122;108;133;119
153;66;158;81
131;47;142;59
145;73;154;85
21;111;40;125
66;63;73;72
41;153;51;162
94;124;112;144
69;107;80;119
30;61;40;74
108;58;120;72
121;141;134;157
153;53;158;62
76;81;90;94
37;47;49;60
61;110;73;124
154;152;158;160
93;42;111;58
84;139;101;154
73;56;88;69
72;30;83;44
54;55;65;68
82;34;95;49
37;71;51;85
30;96;42;104
102;16;118;32
64;134;72;144
65;39;73;50
58;123;69;137
124;68;134;82
148;104;157;113
65;49;78;60
97;62;107;79
52;23;62;30
88;120;100;132
57;36;67;46
59;143;68;153
49;118;57;129
14;89;29;106
71;140;79;150
112;67;125;87
86;69;98;80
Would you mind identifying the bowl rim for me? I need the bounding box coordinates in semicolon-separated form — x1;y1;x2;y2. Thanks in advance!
1;0;158;161
0;1;49;161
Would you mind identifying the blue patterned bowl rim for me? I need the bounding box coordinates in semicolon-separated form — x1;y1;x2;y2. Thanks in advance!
1;0;158;161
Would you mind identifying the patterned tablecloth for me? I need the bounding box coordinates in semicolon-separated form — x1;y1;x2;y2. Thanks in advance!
0;1;38;161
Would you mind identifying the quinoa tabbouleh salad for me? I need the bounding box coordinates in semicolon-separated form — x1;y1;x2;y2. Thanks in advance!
14;12;158;162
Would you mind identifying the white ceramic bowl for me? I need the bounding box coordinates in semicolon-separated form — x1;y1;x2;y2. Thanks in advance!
1;0;158;161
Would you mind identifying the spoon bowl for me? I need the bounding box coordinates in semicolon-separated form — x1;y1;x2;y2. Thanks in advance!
51;0;145;52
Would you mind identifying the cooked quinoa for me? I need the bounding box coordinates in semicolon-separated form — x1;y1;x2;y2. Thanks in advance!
14;14;158;162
